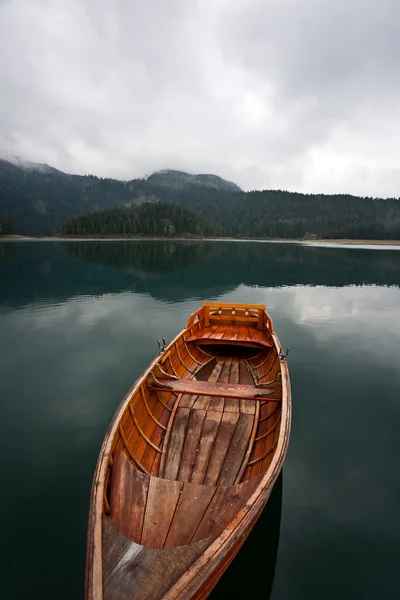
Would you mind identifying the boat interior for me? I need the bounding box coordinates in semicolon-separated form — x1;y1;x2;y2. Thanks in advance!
105;303;283;550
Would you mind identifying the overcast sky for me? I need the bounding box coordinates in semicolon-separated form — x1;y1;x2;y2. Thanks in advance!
1;0;399;196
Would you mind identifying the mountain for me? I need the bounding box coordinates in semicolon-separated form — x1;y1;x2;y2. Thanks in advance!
0;160;238;235
0;159;138;235
1;158;400;239
146;169;241;193
7;156;61;174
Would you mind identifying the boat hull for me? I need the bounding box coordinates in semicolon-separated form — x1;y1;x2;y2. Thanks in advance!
85;302;291;600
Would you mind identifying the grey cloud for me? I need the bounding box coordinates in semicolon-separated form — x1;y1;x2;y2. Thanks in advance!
220;1;400;172
0;0;400;196
223;1;400;102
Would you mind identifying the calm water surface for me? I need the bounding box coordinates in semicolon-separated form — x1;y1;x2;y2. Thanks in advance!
1;240;400;599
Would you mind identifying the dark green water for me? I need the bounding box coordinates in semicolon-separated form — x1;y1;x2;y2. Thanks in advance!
1;240;400;599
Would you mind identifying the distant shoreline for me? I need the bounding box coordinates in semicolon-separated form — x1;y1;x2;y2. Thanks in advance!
1;234;400;246
301;238;400;246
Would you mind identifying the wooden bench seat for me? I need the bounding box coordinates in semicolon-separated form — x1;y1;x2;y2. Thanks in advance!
186;323;273;348
148;374;281;402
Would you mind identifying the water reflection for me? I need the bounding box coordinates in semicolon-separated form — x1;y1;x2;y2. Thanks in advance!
63;240;400;289
0;241;16;260
1;240;400;309
1;241;400;600
210;473;283;599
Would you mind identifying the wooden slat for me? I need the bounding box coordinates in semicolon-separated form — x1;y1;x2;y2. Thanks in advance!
210;324;228;340
202;301;266;309
192;360;224;410
203;412;240;486
160;407;191;480
175;341;196;374
147;392;177;475
250;348;272;370
127;395;160;470
235;400;260;482
247;325;260;343
247;401;278;479
218;357;232;382
224;358;240;413
164;481;216;548
149;377;281;402
208;316;258;324
213;356;231;412
190;411;223;484
257;357;277;381
141;477;183;548
191;476;262;543
155;394;181;477
222;325;237;341
259;360;279;385
208;394;225;412
186;338;272;349
109;450;149;544
229;359;240;384
177;409;207;482
240;396;258;415
239;360;257;404
103;516;211;600
178;394;198;409
102;515;142;590
184;341;203;365
207;358;226;412
200;324;218;339
217;413;255;486
186;323;273;348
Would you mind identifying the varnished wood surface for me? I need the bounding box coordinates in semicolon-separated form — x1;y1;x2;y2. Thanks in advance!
109;451;149;544
159;355;261;488
102;516;211;600
148;376;281;401
85;302;291;600
186;323;273;348
109;451;266;549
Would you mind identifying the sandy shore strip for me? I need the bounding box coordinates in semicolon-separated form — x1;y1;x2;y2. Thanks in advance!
1;235;400;246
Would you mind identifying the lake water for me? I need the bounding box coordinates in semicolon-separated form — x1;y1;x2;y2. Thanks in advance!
1;240;400;599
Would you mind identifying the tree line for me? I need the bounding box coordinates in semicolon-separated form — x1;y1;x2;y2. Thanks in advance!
60;189;400;240
0;219;14;235
167;189;400;240
60;202;207;237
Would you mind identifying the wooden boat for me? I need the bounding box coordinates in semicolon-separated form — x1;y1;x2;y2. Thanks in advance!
85;302;291;600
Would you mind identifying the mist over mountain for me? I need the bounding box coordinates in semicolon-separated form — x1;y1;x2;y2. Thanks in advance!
146;170;241;193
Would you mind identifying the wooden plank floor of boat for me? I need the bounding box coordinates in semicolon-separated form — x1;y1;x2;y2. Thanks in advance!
109;357;263;551
159;356;259;486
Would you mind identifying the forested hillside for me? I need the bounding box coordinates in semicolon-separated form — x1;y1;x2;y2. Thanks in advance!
0;161;236;235
0;218;14;235
203;190;400;239
62;188;400;240
1;158;400;239
60;202;207;237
